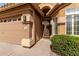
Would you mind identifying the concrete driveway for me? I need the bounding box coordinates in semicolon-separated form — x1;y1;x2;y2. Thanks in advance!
0;38;57;56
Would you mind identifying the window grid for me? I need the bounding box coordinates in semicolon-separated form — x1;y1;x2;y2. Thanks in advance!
66;15;72;34
0;17;21;23
66;14;79;35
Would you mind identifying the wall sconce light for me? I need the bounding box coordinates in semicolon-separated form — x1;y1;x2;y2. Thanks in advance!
22;15;33;25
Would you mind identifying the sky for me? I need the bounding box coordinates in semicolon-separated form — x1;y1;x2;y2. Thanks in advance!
0;3;5;6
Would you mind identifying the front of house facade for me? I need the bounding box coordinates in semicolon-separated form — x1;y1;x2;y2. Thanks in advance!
0;3;79;47
50;3;79;36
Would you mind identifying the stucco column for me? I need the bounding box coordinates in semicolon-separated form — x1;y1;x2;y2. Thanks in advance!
50;18;55;36
21;14;33;47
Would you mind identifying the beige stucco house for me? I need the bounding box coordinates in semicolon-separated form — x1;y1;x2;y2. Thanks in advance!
0;3;44;47
0;3;79;47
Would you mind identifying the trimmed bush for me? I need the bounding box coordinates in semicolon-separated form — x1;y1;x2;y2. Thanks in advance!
51;35;79;56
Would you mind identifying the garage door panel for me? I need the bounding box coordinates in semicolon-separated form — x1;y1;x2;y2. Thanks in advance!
0;21;27;45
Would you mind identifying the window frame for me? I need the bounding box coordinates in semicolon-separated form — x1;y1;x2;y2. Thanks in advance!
65;8;79;35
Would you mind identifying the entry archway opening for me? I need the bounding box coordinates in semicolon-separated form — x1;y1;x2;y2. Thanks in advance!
41;6;51;38
41;6;51;16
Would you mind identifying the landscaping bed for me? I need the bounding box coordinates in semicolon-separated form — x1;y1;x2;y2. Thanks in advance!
51;35;79;56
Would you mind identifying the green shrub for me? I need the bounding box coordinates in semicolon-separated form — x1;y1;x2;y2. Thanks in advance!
51;35;79;56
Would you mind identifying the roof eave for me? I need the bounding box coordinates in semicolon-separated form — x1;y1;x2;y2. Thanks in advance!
47;3;71;16
0;3;26;12
0;3;44;17
31;3;44;17
46;3;60;16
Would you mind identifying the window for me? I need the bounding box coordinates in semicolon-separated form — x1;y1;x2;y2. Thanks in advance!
66;15;72;34
74;15;79;35
76;8;79;12
18;18;21;21
66;8;75;13
13;19;16;21
66;8;79;35
0;20;2;23
66;8;79;15
4;20;7;22
23;15;26;22
66;14;79;35
8;19;11;22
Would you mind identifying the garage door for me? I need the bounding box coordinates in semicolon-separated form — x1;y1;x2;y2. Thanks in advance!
0;20;26;45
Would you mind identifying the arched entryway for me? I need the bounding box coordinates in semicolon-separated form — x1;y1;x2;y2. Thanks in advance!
41;6;52;38
41;6;50;16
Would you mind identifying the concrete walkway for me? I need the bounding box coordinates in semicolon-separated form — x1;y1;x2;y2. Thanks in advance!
0;38;57;56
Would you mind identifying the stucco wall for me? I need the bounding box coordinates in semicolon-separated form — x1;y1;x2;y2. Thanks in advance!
57;24;65;35
35;12;42;42
57;17;66;34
